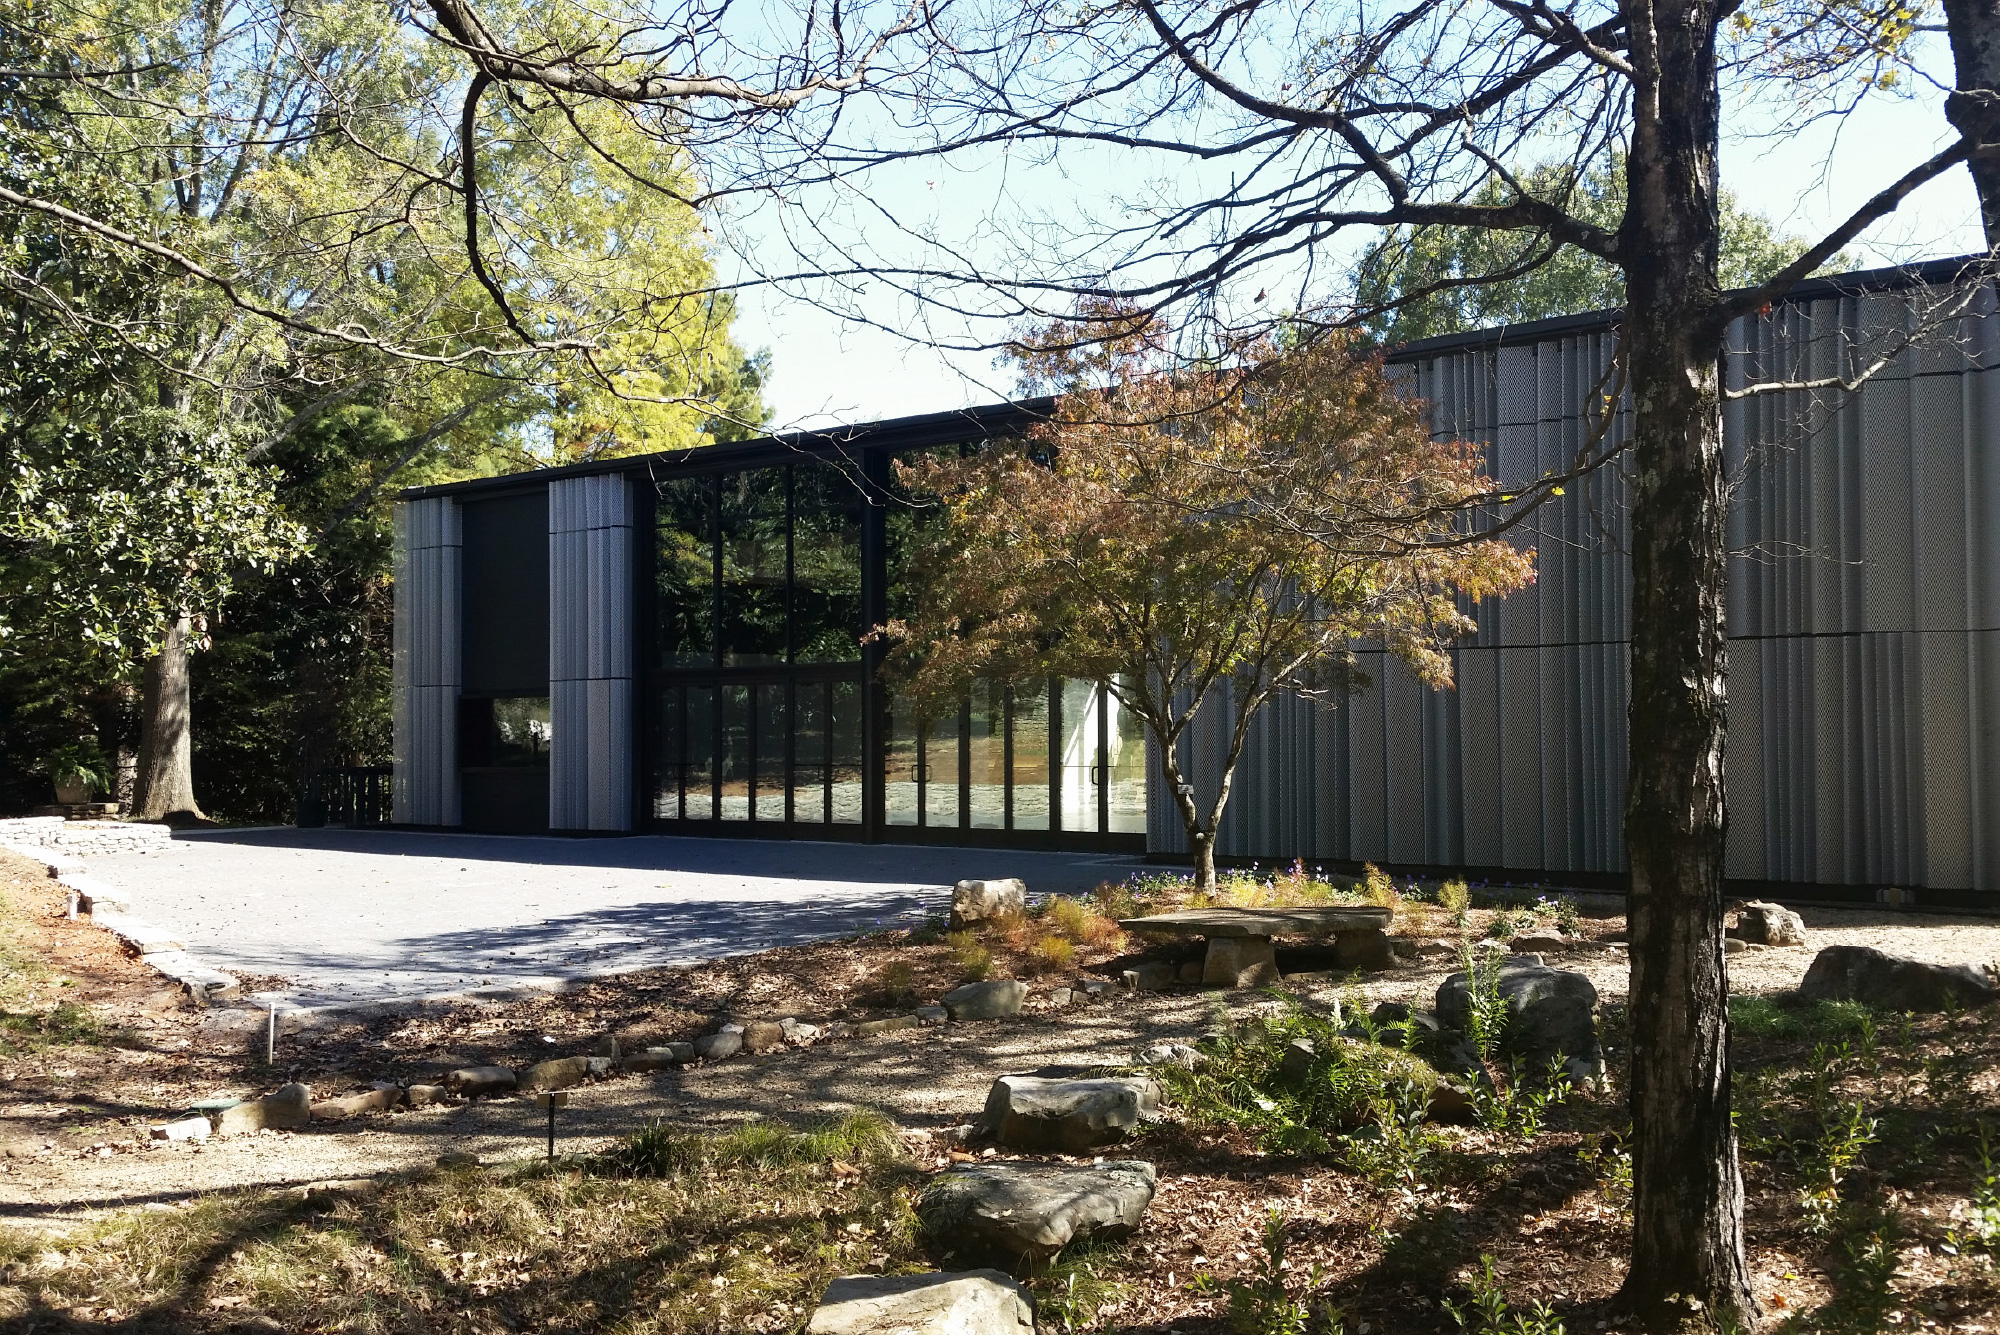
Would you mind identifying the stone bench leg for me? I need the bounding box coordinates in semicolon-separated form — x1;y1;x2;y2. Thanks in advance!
1332;928;1394;970
1203;936;1279;988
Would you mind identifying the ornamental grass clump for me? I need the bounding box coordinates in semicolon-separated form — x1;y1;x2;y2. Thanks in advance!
1158;997;1442;1156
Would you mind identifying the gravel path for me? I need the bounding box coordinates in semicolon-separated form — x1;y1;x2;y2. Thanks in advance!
6;903;1998;1222
80;829;1143;1007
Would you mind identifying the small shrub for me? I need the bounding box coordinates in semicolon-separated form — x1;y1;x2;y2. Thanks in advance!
1158;997;1443;1154
877;959;918;1003
1031;1238;1130;1332
603;1111;903;1178
1553;895;1581;936
1362;862;1400;913
1458;940;1509;1063
1944;1122;2000;1255
1440;878;1471;928
1031;933;1076;973
1483;911;1517;941
945;930;994;982
1445;1255;1565;1335
1190;1210;1320;1335
1092;879;1142;921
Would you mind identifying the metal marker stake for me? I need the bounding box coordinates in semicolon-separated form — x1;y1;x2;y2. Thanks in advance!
266;1002;277;1066
538;1091;568;1159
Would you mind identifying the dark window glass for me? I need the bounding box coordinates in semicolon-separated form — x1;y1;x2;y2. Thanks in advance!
719;471;788;666
719;684;751;819
793;681;828;824
684;686;715;818
461;696;551;768
655;477;716;667
653;686;683;819
831;679;863;824
793;462;864;663
970;680;1005;829
925;706;960;827
755;683;788;821
885;693;918;826
883;446;958;628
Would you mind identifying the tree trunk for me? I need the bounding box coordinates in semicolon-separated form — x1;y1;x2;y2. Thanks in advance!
1189;830;1217;892
134;614;204;821
1157;737;1221;890
1615;2;1755;1331
1942;0;2000;248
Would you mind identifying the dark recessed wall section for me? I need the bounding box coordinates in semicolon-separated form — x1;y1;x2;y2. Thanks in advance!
460;489;550;834
461;490;550;695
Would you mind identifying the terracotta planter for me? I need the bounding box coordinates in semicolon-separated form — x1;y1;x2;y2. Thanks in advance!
53;777;93;805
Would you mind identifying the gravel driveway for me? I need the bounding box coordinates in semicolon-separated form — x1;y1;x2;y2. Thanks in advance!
81;828;1144;1007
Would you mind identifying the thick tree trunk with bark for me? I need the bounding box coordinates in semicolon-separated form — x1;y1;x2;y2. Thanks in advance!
1615;2;1756;1331
134;614;204;821
1942;0;2000;247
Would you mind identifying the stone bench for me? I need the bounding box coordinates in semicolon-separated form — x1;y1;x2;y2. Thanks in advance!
1118;906;1395;986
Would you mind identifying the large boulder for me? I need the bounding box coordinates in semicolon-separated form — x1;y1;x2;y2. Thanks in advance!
805;1270;1034;1334
976;1073;1161;1151
1436;961;1600;1069
918;1160;1156;1261
1731;901;1808;948
951;879;1026;929
1799;945;1997;1012
942;980;1027;1021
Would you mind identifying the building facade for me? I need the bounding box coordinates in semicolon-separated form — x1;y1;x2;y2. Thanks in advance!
394;261;2000;905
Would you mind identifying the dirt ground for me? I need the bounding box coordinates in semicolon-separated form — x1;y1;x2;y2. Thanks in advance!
4;844;1998;1225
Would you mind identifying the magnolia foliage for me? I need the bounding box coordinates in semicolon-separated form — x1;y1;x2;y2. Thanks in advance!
879;320;1533;885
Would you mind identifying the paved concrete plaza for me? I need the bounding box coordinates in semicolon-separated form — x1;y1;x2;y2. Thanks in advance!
81;829;1145;1008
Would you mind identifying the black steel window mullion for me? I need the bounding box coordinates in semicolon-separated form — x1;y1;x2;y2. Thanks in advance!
709;478;723;820
958;696;971;830
784;467;797;825
1002;684;1015;831
1048;675;1063;833
915;717;927;827
748;681;760;820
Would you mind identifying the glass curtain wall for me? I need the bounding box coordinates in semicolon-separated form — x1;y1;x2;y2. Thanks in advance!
649;463;866;832
645;444;1145;849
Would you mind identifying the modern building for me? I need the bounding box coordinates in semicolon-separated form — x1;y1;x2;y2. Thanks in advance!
394;259;2000;906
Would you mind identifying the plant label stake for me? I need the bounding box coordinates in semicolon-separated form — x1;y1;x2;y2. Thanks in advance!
537;1091;568;1159
266;1002;278;1066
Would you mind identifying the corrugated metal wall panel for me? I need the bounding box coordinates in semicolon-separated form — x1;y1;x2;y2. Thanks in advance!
548;475;635;832
1153;276;2000;896
391;497;460;825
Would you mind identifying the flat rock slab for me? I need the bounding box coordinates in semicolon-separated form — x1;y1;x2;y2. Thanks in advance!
942;980;1027;1021
1800;945;1997;1011
1120;906;1392;938
977;1073;1161;1151
806;1269;1034;1334
919;1159;1156;1260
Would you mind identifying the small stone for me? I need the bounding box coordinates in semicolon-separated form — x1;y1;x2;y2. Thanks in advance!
1511;932;1569;954
977;1073;1161;1151
217;1084;311;1135
942;980;1027;1021
780;1017;820;1043
152;1116;210;1142
805;1269;1035;1335
741;1020;787;1053
1731;901;1808;948
623;1047;684;1072
310;1088;397;1120
405;1084;445;1107
1078;978;1112;997
1047;988;1074;1007
1723;937;1747;955
1135;1041;1203;1069
520;1056;591;1092
592;1035;621;1060
1426;1080;1477;1123
693;1029;744;1060
444;1066;517;1097
435;1151;480;1169
1121;962;1176;992
585;1056;615;1078
821;1021;855;1039
915;1005;949;1025
1415;940;1456;957
918;1160;1156;1261
1278;1037;1317;1082
950;878;1027;929
854;1015;919;1037
1202;936;1278;988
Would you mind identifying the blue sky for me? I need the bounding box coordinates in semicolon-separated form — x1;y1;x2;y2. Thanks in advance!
723;30;1987;430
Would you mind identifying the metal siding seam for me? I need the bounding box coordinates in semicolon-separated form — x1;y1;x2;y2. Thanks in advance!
1385;660;1425;863
1726;638;1765;877
1351;652;1388;861
1499;645;1543;868
1919;630;1971;886
1459;648;1502;865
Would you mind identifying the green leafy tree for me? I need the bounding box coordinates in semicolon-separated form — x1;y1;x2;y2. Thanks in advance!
879;309;1534;888
1353;158;1855;343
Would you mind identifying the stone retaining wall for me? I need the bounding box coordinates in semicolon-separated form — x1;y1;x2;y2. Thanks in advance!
0;816;173;856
